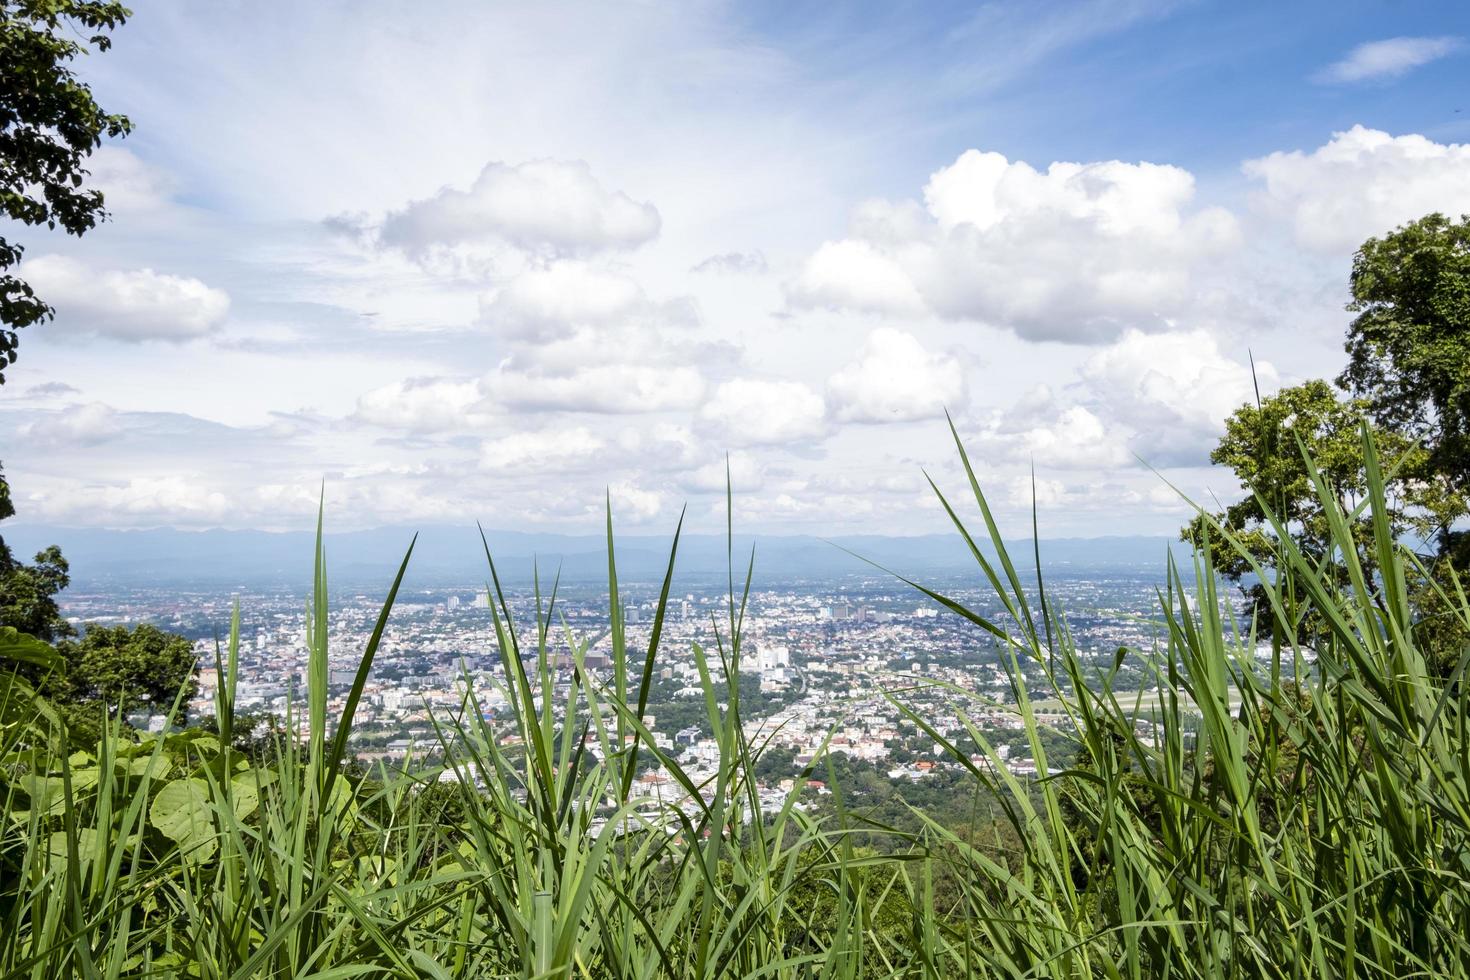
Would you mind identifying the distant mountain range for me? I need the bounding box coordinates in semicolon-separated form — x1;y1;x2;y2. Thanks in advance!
2;523;1187;589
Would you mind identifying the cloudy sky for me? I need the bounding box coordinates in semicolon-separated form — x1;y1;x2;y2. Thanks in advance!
4;0;1469;538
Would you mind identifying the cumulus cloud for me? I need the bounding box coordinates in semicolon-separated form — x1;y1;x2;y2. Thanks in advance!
975;328;1273;470
605;481;665;522
22;255;230;341
20;402;122;447
978;389;1131;469
826;328;965;422
681;452;766;493
789;148;1238;341
1077;328;1273;443
698;379;828;447
378;159;660;259
1316;36;1462;83
479;426;606;472
1002;475;1185;514
465;260;712;414
479;262;696;341
788;240;924;315
490;361;706;414
1244;126;1470;253
17;475;245;526
354;376;490;432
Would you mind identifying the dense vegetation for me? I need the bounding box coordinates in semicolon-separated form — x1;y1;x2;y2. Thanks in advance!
1;420;1468;978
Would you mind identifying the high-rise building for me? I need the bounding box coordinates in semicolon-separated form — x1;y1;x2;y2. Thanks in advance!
757;644;790;673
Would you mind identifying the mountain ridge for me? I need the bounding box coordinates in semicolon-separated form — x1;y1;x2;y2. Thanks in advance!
2;523;1186;587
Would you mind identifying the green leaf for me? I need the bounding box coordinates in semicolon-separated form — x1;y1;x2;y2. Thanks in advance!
149;777;217;862
0;626;61;669
46;828;99;872
228;769;269;820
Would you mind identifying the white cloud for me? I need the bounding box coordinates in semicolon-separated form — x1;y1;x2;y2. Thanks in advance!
1002;474;1187;514
1077;328;1272;442
979;389;1131;469
605;480;665;522
88;146;178;214
789;149;1238;341
615;422;700;468
826;328;964;422
23;255;230;341
788;240;924;315
682;452;766;493
479;426;607;473
1007;474;1070;508
20;402;122;447
354;376;489;432
976;328;1273;470
469;261;710;414
1316;36;1462;84
24;476;237;525
491;362;706;414
379;159;660;259
698;379;828;447
479;262;696;341
1243;126;1470;253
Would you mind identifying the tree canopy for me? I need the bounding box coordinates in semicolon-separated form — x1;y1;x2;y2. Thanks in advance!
1340;212;1470;549
1;0;132;382
1191;214;1470;665
54;622;198;718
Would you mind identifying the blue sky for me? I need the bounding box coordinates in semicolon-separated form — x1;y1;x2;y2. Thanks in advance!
3;0;1469;538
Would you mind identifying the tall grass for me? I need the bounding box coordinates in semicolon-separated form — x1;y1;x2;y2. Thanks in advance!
1;425;1466;978
901;421;1470;978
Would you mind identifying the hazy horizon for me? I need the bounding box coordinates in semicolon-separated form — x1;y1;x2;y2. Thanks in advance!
4;520;1189;588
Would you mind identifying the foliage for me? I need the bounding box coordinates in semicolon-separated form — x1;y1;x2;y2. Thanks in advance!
1190;216;1470;661
2;426;1468;977
901;419;1470;977
1182;380;1420;639
1341;212;1470;508
51;621;199;717
0;464;73;643
0;0;132;381
1339;213;1470;665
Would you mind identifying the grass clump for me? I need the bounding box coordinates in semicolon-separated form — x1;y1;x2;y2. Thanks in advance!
1;425;1468;978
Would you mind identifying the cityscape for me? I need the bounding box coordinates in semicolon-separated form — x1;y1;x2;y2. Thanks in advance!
59;568;1202;799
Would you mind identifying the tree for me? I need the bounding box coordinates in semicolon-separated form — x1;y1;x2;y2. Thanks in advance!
1;0;133;382
1341;215;1470;490
53;623;198;719
1183;381;1421;638
1339;214;1470;666
0;462;73;642
1;0;132;663
1191;214;1470;666
1339;212;1470;555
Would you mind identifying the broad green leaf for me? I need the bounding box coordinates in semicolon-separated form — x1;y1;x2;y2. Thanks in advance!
46;828;99;872
0;626;61;668
149;777;217;862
